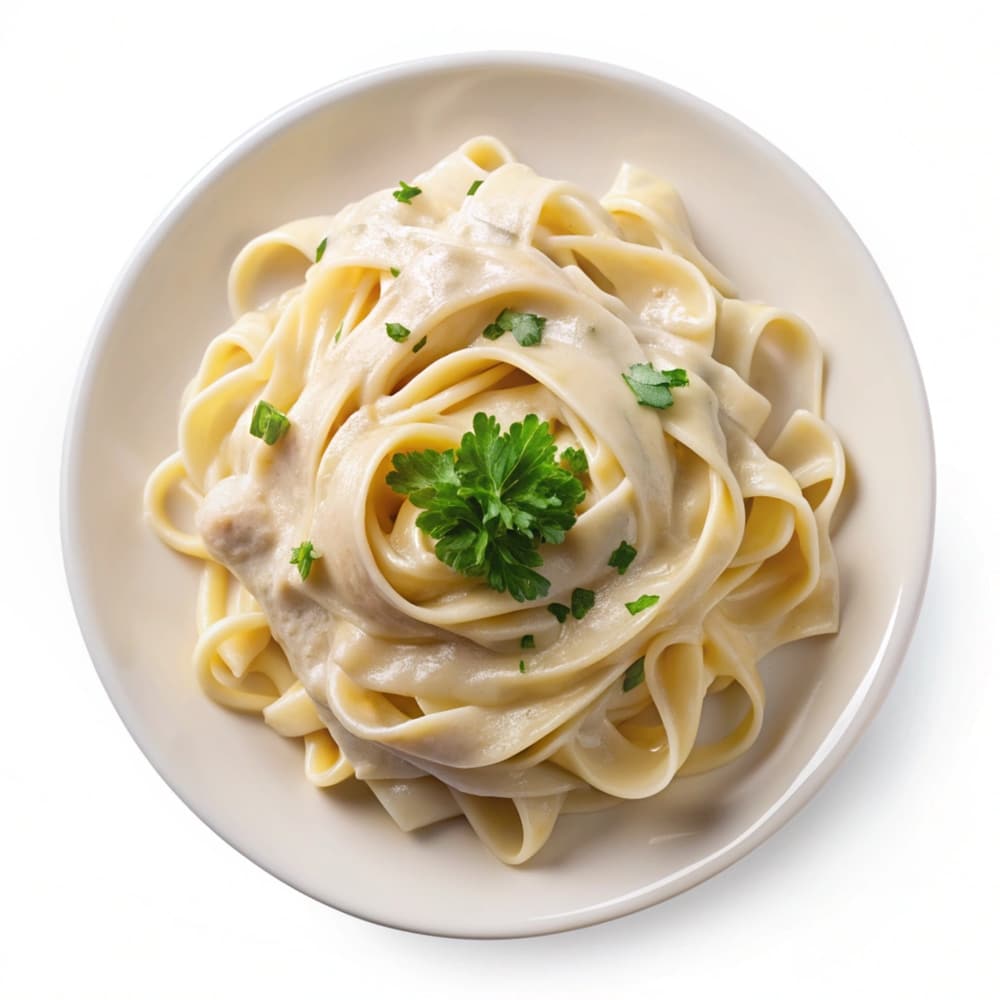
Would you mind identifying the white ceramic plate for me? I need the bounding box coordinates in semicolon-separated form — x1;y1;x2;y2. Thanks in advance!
61;53;934;938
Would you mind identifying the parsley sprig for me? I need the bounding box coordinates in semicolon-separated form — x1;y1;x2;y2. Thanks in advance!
386;413;585;601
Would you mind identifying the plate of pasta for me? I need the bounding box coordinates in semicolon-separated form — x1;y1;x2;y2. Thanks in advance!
62;53;933;936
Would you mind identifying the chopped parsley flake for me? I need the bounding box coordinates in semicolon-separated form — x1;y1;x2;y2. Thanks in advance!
547;602;570;623
520;634;535;649
411;335;427;354
571;588;595;620
608;541;637;574
625;594;660;615
560;447;588;476
386;322;411;343
622;363;689;409
249;400;290;445
623;657;645;692
482;308;546;346
392;180;422;204
290;541;320;581
315;237;327;262
467;179;483;196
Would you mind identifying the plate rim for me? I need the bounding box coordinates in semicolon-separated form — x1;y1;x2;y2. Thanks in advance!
60;50;936;938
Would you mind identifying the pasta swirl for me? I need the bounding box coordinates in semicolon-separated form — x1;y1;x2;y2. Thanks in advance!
144;137;844;864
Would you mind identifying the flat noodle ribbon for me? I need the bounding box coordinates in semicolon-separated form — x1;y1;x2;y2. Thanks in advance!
144;138;845;864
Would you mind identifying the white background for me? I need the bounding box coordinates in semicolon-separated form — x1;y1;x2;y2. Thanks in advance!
2;1;997;996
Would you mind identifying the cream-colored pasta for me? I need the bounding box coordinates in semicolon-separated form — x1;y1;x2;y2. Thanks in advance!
144;137;844;864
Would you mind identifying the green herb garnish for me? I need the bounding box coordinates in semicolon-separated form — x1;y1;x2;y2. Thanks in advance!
390;266;400;277
393;180;422;204
482;308;546;346
290;541;319;581
571;588;595;620
520;634;535;649
249;400;290;445
622;363;689;409
315;237;327;262
519;659;527;673
623;657;645;692
625;594;660;615
467;179;483;196
334;322;343;343
386;412;585;601
386;322;411;343
560;447;588;476
608;540;637;575
547;602;570;623
411;335;427;354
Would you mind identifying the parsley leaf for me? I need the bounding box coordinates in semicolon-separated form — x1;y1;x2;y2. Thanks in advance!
547;602;570;623
520;634;535;649
625;363;689;387
393;180;422;204
571;588;595;620
482;308;546;346
386;322;411;343
625;594;660;615
560;447;588;476
623;657;645;692
334;322;343;343
622;363;689;409
519;659;527;673
249;401;290;445
387;413;585;601
509;313;545;346
467;179;483;196
290;541;320;580
608;540;637;574
411;335;427;354
390;266;400;277
315;237;327;262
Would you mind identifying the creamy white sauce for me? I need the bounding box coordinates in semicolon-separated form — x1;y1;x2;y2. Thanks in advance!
145;137;845;864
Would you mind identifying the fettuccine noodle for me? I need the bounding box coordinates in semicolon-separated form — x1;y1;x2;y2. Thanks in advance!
144;137;844;864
